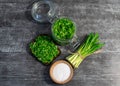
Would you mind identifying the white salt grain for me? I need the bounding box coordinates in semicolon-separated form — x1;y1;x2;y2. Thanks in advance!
53;63;71;82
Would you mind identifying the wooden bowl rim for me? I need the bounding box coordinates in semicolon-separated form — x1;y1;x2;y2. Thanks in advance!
49;60;74;84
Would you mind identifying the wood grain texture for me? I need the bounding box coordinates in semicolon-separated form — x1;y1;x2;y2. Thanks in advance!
0;0;120;86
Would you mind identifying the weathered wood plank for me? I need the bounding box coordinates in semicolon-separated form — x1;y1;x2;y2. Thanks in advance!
0;52;120;79
0;52;120;86
0;0;120;4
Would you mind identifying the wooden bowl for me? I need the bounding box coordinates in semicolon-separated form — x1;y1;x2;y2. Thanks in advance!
49;60;74;84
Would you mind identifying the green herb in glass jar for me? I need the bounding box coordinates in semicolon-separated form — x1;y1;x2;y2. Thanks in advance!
52;18;76;45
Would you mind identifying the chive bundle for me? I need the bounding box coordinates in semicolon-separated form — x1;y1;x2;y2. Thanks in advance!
66;33;104;68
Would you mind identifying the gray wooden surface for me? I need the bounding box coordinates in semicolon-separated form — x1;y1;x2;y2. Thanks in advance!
0;0;120;86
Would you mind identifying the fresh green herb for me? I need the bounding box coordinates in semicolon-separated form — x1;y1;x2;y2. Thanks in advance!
52;18;76;41
30;35;60;64
66;33;105;68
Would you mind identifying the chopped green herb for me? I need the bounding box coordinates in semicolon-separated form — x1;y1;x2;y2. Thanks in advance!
30;35;60;64
52;18;76;44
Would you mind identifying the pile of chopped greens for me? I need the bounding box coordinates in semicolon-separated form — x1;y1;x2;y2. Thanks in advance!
30;35;60;64
52;18;76;40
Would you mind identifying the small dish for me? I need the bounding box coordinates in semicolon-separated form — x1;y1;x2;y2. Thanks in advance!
49;60;73;84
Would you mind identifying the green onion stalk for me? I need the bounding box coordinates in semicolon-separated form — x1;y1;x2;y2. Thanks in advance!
66;33;105;68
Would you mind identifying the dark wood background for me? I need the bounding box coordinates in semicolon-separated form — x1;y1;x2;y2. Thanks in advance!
0;0;120;86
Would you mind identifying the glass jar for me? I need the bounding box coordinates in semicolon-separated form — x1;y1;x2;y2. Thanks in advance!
31;1;78;46
31;0;57;22
51;17;77;45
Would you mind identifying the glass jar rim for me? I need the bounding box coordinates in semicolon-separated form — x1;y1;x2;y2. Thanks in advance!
31;0;56;22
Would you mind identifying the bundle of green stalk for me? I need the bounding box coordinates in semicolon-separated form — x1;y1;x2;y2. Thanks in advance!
66;33;104;68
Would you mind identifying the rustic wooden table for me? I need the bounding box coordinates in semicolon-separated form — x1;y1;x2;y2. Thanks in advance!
0;0;120;86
